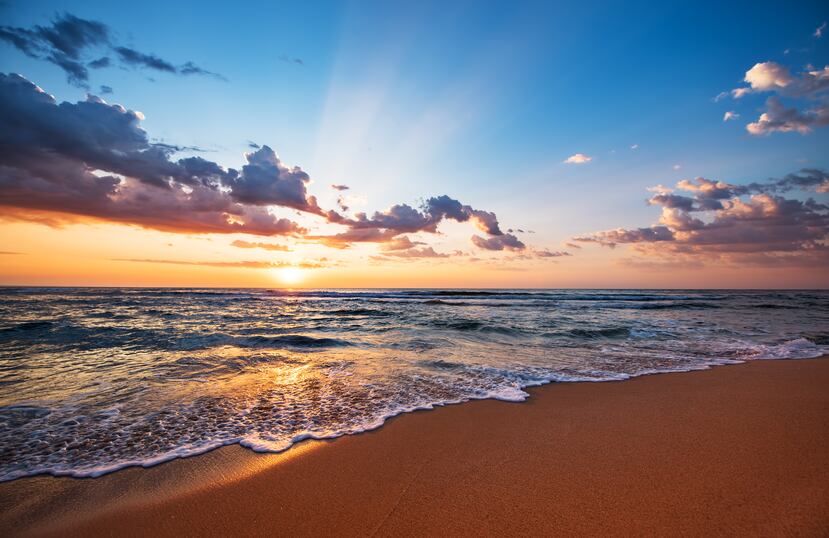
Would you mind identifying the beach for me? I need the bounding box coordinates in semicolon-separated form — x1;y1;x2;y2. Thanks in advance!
2;356;827;537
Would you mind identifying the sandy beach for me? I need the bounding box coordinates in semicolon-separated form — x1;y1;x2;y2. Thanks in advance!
1;357;828;537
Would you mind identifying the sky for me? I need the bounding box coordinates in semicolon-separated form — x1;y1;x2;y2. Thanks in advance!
0;0;828;288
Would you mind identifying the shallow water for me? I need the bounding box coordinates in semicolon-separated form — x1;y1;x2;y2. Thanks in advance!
0;288;827;481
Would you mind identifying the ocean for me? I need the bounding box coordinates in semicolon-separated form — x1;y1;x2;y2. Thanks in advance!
0;288;826;482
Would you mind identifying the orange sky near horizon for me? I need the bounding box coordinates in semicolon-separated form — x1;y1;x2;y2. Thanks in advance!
2;219;826;289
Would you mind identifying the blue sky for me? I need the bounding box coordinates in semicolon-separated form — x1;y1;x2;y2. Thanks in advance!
1;0;828;287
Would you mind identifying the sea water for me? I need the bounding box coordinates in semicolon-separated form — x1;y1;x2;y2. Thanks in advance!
0;288;826;481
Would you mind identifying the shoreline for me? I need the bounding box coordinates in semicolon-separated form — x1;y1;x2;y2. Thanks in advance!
2;356;828;536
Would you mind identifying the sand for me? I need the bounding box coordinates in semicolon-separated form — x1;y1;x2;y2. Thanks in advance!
1;357;828;537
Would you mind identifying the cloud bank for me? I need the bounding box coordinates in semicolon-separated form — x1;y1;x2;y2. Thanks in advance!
0;74;536;260
574;170;829;267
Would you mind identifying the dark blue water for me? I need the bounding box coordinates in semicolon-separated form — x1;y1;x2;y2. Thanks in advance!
0;288;826;481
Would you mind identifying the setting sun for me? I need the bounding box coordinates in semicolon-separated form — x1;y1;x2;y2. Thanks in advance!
276;266;304;286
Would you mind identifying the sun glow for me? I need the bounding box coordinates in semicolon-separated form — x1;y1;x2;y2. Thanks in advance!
276;266;304;286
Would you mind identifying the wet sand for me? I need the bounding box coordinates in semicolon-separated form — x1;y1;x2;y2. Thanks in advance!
2;357;828;537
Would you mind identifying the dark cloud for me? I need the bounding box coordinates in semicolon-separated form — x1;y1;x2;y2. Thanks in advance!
278;55;304;66
0;73;302;236
574;226;674;247
647;193;696;211
345;203;435;233
471;233;526;251
99;84;113;94
330;184;349;191
227;145;338;219
336;195;349;212
89;56;110;69
746;96;829;135
575;170;829;266
114;46;176;73
0;74;524;259
179;61;227;81
771;169;829;193
0;13;223;86
309;194;519;252
336;195;506;240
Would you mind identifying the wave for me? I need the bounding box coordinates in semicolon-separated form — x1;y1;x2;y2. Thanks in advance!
566;327;631;339
1;288;827;483
327;308;390;317
237;334;353;349
0;320;54;332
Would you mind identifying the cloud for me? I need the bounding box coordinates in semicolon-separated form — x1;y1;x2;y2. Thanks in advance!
1;73;525;262
178;62;226;81
89;56;110;69
738;62;829;99
278;55;304;66
306;227;399;249
630;144;639;150
574;169;829;266
226;145;336;219
731;87;751;99
330;184;349;191
381;247;450;259
563;153;592;164
647;184;673;195
231;239;291;251
726;60;829;136
99;84;113;94
744;62;794;92
114;258;325;269
114;46;176;73
381;236;426;251
471;233;526;251
574;226;674;247
0;13;223;87
672;164;682;170
0;73;302;236
815;22;827;38
534;249;571;258
337;195;506;238
723;111;739;121
746;96;829;135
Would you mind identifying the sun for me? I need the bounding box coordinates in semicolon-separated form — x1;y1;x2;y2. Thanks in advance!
276;266;304;286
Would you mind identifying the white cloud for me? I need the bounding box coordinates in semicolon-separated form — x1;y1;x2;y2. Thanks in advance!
672;164;682;170
647;184;673;195
563;153;592;164
815;22;827;38
630;144;639;150
726;60;829;136
745;62;794;91
731;87;752;99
